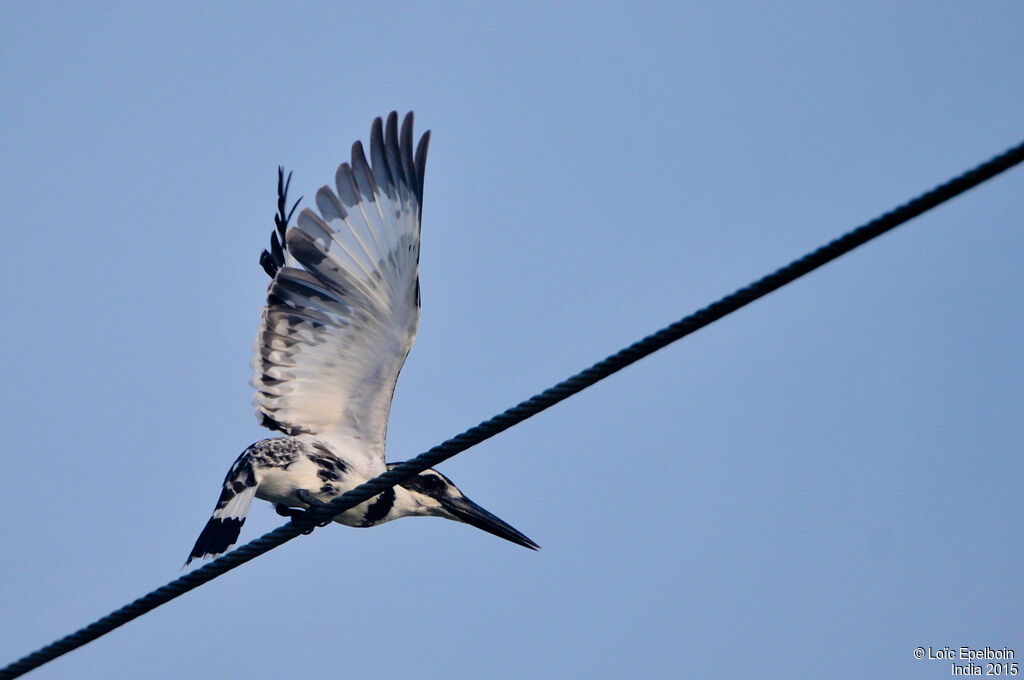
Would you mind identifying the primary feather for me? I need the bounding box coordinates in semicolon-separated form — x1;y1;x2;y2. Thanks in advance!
252;112;429;469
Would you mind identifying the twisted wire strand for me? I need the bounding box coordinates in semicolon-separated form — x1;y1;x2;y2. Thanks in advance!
3;137;1022;680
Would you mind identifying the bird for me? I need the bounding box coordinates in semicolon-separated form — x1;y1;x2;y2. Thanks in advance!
187;112;538;564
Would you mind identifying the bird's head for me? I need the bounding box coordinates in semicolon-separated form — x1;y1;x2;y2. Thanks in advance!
393;467;539;550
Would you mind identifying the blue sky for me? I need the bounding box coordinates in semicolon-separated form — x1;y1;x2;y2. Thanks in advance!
1;3;1021;678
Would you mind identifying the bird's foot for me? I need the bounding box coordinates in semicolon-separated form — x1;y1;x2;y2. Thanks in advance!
296;488;332;509
275;504;303;519
277;503;318;533
295;489;335;529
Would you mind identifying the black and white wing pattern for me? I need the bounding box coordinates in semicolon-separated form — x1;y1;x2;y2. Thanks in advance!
252;112;430;467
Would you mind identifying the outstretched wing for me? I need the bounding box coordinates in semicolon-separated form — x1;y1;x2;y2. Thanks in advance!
252;112;430;466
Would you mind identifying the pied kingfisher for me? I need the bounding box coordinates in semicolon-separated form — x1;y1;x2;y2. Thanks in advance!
187;112;537;564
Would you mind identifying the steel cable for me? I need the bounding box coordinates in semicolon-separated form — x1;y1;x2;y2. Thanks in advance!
2;137;1022;679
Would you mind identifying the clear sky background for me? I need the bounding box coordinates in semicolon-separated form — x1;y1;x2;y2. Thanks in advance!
1;3;1021;679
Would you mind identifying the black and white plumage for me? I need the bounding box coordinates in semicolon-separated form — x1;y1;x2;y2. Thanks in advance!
188;112;537;564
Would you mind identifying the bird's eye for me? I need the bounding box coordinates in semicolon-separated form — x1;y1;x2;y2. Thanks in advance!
421;475;444;491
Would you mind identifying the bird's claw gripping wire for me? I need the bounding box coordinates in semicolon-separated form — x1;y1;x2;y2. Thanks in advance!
274;504;303;519
277;493;334;533
276;503;317;534
294;489;336;529
295;489;331;509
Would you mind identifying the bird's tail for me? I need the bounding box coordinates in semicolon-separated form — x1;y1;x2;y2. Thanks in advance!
186;451;258;565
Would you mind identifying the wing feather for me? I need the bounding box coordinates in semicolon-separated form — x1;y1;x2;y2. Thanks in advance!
251;112;429;465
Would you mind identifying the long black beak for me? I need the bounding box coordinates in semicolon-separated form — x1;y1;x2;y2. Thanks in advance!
441;496;540;550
